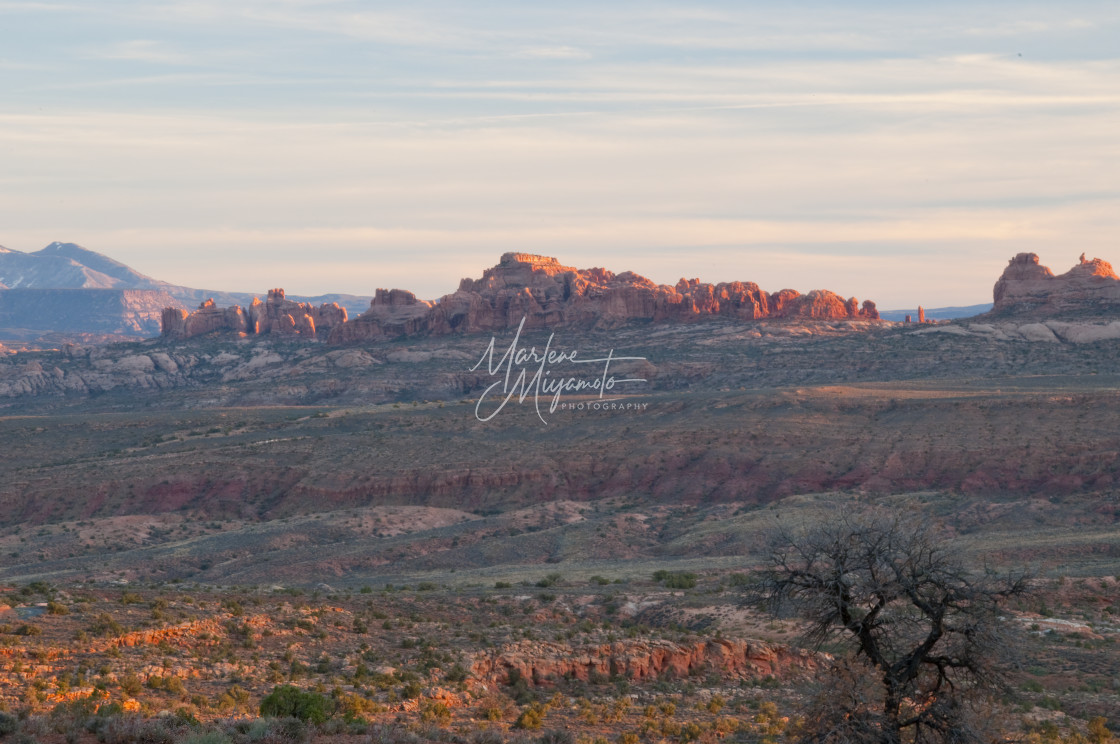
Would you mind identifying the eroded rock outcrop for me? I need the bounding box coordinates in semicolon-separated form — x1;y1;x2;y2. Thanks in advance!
992;252;1120;315
162;289;347;340
328;288;434;344
329;252;879;343
471;637;818;687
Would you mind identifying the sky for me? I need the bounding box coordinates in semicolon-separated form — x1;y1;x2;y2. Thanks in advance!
1;1;1119;309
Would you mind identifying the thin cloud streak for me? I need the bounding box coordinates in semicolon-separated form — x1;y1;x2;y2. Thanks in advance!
1;1;1119;309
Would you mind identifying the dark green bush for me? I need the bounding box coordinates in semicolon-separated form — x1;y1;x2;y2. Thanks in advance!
96;702;124;717
259;684;333;724
88;613;124;637
652;570;697;589
119;673;143;696
445;663;469;683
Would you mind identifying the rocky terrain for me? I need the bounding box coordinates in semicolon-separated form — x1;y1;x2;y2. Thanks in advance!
2;317;891;401
0;542;1115;742
3;374;1120;583
912;317;1120;343
4;306;1120;404
167;252;881;343
471;637;818;688
0;575;820;735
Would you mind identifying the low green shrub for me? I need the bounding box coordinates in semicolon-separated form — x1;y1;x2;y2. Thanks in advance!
652;570;697;589
259;684;333;724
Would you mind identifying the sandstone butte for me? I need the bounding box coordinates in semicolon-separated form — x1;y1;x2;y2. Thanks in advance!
992;252;1120;315
161;253;880;342
161;288;348;341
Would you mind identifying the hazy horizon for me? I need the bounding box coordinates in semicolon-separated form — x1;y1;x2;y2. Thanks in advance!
0;238;1009;311
3;1;1118;308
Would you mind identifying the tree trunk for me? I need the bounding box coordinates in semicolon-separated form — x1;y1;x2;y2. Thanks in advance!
882;676;903;744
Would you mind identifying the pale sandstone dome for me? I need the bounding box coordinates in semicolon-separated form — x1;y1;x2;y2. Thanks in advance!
905;251;1120;343
993;252;1120;314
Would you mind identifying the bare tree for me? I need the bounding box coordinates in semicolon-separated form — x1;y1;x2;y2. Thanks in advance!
758;508;1031;744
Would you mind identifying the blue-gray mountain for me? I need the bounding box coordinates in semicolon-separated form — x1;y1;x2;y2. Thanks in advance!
0;242;370;343
0;242;159;290
877;304;992;322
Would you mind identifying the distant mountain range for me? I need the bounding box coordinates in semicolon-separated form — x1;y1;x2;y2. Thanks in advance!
0;242;372;344
877;303;993;322
0;241;162;290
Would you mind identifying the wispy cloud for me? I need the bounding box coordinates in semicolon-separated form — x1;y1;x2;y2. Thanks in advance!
0;1;81;10
963;16;1111;37
93;40;194;65
514;46;593;60
2;1;1119;307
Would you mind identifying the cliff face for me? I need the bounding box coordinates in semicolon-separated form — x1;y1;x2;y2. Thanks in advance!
328;252;879;343
162;289;347;340
992;253;1120;314
0;288;176;337
470;637;819;687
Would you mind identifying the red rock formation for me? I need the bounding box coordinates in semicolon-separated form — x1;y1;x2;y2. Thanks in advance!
471;637;818;687
328;252;879;343
162;289;347;340
992;252;1120;314
328;288;433;344
161;299;246;337
160;307;188;335
160;253;879;341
